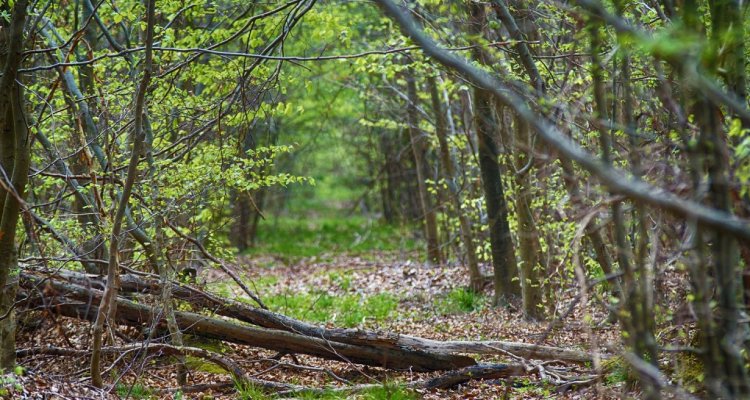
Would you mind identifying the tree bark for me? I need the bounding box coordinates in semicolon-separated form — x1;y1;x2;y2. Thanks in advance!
510;114;544;320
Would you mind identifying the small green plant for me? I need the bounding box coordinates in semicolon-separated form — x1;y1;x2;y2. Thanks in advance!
297;389;345;399
438;288;485;314
360;382;419;400
236;380;274;400
115;382;153;399
602;357;631;386
509;378;555;397
0;372;23;397
674;352;704;393
185;355;228;374
329;271;352;291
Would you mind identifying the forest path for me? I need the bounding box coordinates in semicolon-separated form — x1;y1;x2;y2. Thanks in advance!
16;249;626;399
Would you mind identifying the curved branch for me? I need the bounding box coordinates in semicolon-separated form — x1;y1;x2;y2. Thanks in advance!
374;0;750;242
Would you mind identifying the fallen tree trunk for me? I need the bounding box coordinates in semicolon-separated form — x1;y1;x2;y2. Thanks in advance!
48;270;599;364
20;344;528;395
396;337;596;364
20;274;475;371
18;343;248;382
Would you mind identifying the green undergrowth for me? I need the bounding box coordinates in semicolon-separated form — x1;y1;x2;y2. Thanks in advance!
506;378;556;397
436;287;487;314
0;368;24;398
357;383;419;400
246;216;417;259
602;357;632;386
185;355;228;374
265;291;399;327
115;382;153;399
236;380;418;399
183;335;230;354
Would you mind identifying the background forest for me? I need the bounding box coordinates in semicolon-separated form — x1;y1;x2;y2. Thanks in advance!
0;0;749;398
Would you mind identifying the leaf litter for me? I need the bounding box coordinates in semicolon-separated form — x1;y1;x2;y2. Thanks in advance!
15;249;695;399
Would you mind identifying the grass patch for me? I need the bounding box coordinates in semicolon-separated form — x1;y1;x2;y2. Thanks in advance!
328;271;353;291
359;382;419;400
246;216;417;258
182;335;230;354
266;291;399;327
436;288;486;314
295;382;418;400
184;355;228;374
297;389;347;399
115;382;153;399
508;378;555;397
236;381;274;400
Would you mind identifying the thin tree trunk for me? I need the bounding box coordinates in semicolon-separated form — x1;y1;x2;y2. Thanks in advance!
510;114;544;320
427;76;481;288
491;0;622;312
0;0;29;370
405;69;442;265
590;20;658;398
40;22;159;274
468;4;520;305
90;0;156;387
144;116;186;385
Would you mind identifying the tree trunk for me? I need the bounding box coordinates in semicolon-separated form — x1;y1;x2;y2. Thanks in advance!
405;69;442;265
510;114;544;320
0;0;29;370
427;76;481;289
468;3;520;305
233;129;257;252
490;0;620;302
91;0;156;387
23;275;475;372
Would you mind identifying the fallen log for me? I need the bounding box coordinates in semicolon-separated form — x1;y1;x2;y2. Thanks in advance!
20;344;529;395
422;363;526;389
47;270;599;364
20;274;475;372
19;343;247;382
396;337;597;364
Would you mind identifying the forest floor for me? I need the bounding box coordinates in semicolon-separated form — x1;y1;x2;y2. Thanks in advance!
14;216;695;399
